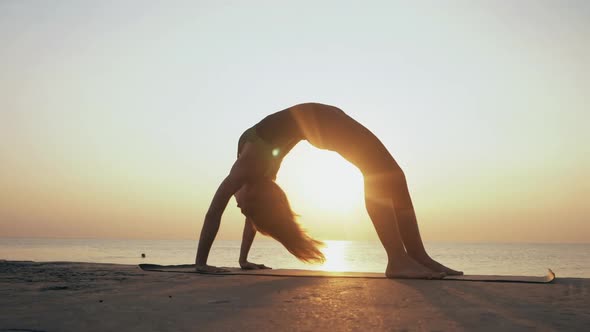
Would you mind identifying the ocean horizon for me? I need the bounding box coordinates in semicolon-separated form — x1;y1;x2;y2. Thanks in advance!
1;237;588;278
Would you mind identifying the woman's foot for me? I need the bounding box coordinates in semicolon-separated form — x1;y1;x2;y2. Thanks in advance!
385;256;446;279
412;254;463;276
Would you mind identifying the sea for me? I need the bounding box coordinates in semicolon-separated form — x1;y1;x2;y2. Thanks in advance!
1;238;589;278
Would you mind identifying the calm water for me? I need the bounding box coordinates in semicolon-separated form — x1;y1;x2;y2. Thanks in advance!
1;238;589;278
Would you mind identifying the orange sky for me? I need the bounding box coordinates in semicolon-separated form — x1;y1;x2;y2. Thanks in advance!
1;1;588;243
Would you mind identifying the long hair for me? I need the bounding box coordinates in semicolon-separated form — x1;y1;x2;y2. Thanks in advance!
243;179;325;264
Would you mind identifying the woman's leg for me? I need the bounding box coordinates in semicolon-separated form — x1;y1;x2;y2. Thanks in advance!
390;171;463;275
364;172;443;278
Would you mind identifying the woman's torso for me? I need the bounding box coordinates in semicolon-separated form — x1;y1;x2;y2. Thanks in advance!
237;103;396;177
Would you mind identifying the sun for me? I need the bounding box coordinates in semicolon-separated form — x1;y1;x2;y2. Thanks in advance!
276;142;365;214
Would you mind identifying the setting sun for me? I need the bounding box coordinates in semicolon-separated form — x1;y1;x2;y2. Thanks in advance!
277;142;366;214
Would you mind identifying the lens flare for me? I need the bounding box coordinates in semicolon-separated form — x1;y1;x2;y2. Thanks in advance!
272;148;280;157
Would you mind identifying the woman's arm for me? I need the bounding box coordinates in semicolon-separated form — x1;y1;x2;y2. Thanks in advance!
195;175;242;271
239;218;271;269
195;141;263;271
239;218;256;264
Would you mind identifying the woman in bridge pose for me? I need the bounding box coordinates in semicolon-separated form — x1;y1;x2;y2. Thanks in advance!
195;103;461;279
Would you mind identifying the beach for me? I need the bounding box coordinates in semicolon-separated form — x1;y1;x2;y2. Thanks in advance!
1;261;589;331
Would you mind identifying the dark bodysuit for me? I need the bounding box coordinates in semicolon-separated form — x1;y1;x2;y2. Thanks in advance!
237;103;400;179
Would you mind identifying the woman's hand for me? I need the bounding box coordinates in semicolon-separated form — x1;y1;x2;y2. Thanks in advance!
195;264;230;273
239;261;272;270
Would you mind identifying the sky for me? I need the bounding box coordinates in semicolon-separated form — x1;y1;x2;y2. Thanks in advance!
1;0;588;243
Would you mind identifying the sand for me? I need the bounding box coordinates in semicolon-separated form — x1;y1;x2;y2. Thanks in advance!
1;261;588;332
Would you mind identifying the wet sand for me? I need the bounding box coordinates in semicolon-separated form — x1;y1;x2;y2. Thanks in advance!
1;260;589;331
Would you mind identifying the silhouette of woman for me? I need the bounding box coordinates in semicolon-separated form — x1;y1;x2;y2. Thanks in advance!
196;103;461;278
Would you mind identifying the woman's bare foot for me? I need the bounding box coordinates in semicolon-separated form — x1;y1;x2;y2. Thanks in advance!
412;255;463;276
385;256;445;279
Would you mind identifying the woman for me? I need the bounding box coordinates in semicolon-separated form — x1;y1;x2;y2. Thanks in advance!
195;103;461;279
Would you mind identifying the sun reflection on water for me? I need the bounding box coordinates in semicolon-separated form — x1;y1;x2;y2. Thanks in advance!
319;240;353;272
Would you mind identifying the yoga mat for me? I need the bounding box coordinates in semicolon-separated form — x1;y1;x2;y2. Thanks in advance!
139;264;555;283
